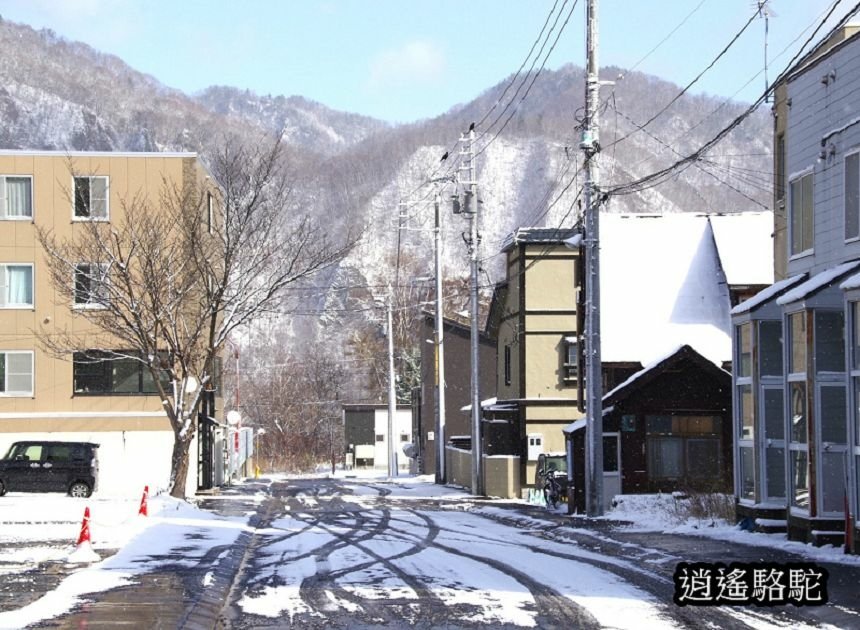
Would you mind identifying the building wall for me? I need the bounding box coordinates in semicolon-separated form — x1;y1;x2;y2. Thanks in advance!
0;152;215;496
784;36;860;276
417;315;496;475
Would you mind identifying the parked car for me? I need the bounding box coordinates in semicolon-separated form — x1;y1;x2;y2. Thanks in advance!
0;441;99;497
535;452;569;494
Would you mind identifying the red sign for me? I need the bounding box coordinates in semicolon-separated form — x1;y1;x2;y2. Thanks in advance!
234;432;240;452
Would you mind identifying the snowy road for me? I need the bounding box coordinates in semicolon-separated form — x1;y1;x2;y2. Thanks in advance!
218;478;848;629
5;476;858;629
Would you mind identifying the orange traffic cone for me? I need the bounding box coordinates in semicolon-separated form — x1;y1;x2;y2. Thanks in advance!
68;505;100;563
76;506;92;546
138;485;149;517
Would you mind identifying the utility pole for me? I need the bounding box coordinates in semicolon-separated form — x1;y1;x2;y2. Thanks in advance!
460;127;482;496
434;192;447;484
387;290;398;477
582;0;604;517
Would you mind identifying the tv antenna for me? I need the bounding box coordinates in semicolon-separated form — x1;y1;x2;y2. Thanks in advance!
754;1;778;102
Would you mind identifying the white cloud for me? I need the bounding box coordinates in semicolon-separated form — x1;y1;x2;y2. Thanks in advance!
367;39;446;90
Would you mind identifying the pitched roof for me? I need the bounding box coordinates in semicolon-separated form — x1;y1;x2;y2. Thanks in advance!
500;227;579;252
776;260;860;305
708;212;774;286
600;213;734;365
602;344;730;407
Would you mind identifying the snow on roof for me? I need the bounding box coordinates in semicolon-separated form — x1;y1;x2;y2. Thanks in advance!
600;214;733;365
708;212;774;286
840;269;860;291
776;260;860;305
730;274;807;315
602;345;686;401
563;418;586;434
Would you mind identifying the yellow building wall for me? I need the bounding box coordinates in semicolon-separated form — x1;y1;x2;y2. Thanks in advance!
0;152;211;433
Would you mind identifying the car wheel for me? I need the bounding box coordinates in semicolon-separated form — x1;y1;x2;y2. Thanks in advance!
68;482;92;498
0;479;6;496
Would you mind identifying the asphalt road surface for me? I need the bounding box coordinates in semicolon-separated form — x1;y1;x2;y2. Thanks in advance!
35;477;860;629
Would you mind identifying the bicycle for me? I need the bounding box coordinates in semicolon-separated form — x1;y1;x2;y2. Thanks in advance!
543;469;562;509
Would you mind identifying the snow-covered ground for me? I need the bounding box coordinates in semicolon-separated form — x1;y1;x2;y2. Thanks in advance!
0;488;262;629
1;476;857;628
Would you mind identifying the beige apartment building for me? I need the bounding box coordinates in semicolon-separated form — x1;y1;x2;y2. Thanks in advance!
0;151;217;496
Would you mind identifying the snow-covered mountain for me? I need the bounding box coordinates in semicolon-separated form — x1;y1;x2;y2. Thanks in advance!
0;17;773;347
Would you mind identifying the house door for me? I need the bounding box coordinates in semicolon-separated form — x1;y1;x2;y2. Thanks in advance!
603;433;621;511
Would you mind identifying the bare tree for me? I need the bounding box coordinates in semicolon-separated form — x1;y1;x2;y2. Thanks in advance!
36;138;354;497
241;348;345;473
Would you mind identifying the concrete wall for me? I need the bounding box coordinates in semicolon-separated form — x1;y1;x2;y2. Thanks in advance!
445;446;472;490
483;454;521;499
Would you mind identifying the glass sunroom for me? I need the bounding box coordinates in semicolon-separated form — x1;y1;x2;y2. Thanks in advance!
732;261;860;545
731;274;806;528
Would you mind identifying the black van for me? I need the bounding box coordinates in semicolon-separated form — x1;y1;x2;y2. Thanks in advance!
0;441;99;497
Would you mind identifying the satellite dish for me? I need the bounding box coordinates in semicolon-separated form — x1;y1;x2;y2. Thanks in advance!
227;410;242;426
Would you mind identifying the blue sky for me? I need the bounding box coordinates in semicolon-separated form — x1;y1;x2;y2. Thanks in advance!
0;0;848;122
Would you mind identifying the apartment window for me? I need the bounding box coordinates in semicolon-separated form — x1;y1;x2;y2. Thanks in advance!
846;151;860;240
73;176;109;220
0;351;34;396
0;263;33;308
503;345;511;386
375;434;384;443
789;172;813;255
0;176;32;219
73;351;168;395
73;263;109;307
563;336;578;381
776;134;785;204
207;192;214;234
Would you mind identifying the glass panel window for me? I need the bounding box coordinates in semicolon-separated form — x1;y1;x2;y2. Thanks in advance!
763;387;784;439
738;384;753;440
759;320;783;377
738;323;752;377
815;311;845;373
820;385;847;444
73;176;109;219
789;313;806;374
73;263;109;306
856;379;860;447
790;382;807;443
1;176;33;219
821;452;846;514
791;450;809;509
687;439;720;478
73;351;165;395
765;447;786;499
739;447;754;500
0;264;33;307
602;436;618;473
0;351;34;395
846;152;860;240
648;437;683;478
854;302;860;370
790;172;813;255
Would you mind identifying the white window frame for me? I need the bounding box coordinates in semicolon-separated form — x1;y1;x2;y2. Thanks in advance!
207;192;214;234
0;175;33;220
788;168;814;259
0;262;36;310
845;148;860;243
0;350;34;397
0;263;34;309
72;176;110;221
72;263;110;309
